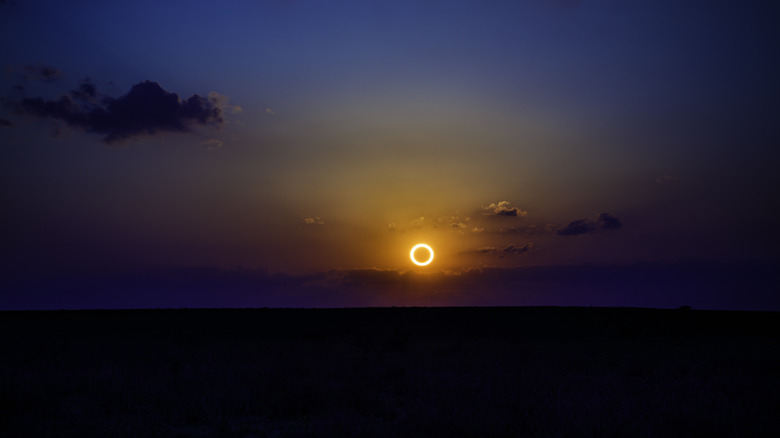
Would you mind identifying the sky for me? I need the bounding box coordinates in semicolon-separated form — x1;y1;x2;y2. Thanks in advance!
1;0;778;310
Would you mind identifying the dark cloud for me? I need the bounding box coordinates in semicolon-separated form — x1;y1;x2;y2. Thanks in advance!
482;201;528;218
556;219;596;236
598;213;622;230
499;225;531;235
24;64;63;82
472;246;500;255
495;224;557;236
466;243;534;257
71;79;98;102
14;80;232;144
557;213;622;236
656;174;676;184
0;118;14;127
503;243;533;254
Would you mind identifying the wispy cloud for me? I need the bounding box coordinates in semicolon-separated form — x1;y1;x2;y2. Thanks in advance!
304;217;325;225
465;243;534;257
435;215;469;229
200;138;224;150
23;64;62;82
409;216;427;227
207;91;242;114
389;215;472;232
482;201;528;217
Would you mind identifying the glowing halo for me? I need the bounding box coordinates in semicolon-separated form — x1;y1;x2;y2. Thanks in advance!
410;243;434;266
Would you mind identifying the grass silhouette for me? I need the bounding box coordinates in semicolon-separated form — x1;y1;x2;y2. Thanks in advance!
2;307;779;437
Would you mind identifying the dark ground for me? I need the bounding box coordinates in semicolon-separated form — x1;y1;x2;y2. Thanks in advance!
1;306;779;437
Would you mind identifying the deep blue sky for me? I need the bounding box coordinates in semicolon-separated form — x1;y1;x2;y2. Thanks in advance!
1;0;778;309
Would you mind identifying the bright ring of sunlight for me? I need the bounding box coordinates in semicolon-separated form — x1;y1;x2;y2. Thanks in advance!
410;244;434;266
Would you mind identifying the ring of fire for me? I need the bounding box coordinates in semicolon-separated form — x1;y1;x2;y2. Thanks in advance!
410;243;434;266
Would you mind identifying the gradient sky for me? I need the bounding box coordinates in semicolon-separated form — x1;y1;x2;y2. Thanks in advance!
2;0;778;310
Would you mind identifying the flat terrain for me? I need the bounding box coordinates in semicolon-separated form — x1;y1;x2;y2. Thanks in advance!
2;307;779;437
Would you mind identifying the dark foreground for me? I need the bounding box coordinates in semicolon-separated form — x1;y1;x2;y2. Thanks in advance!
2;307;779;437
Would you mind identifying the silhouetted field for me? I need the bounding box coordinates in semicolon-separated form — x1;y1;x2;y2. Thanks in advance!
2;307;779;437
